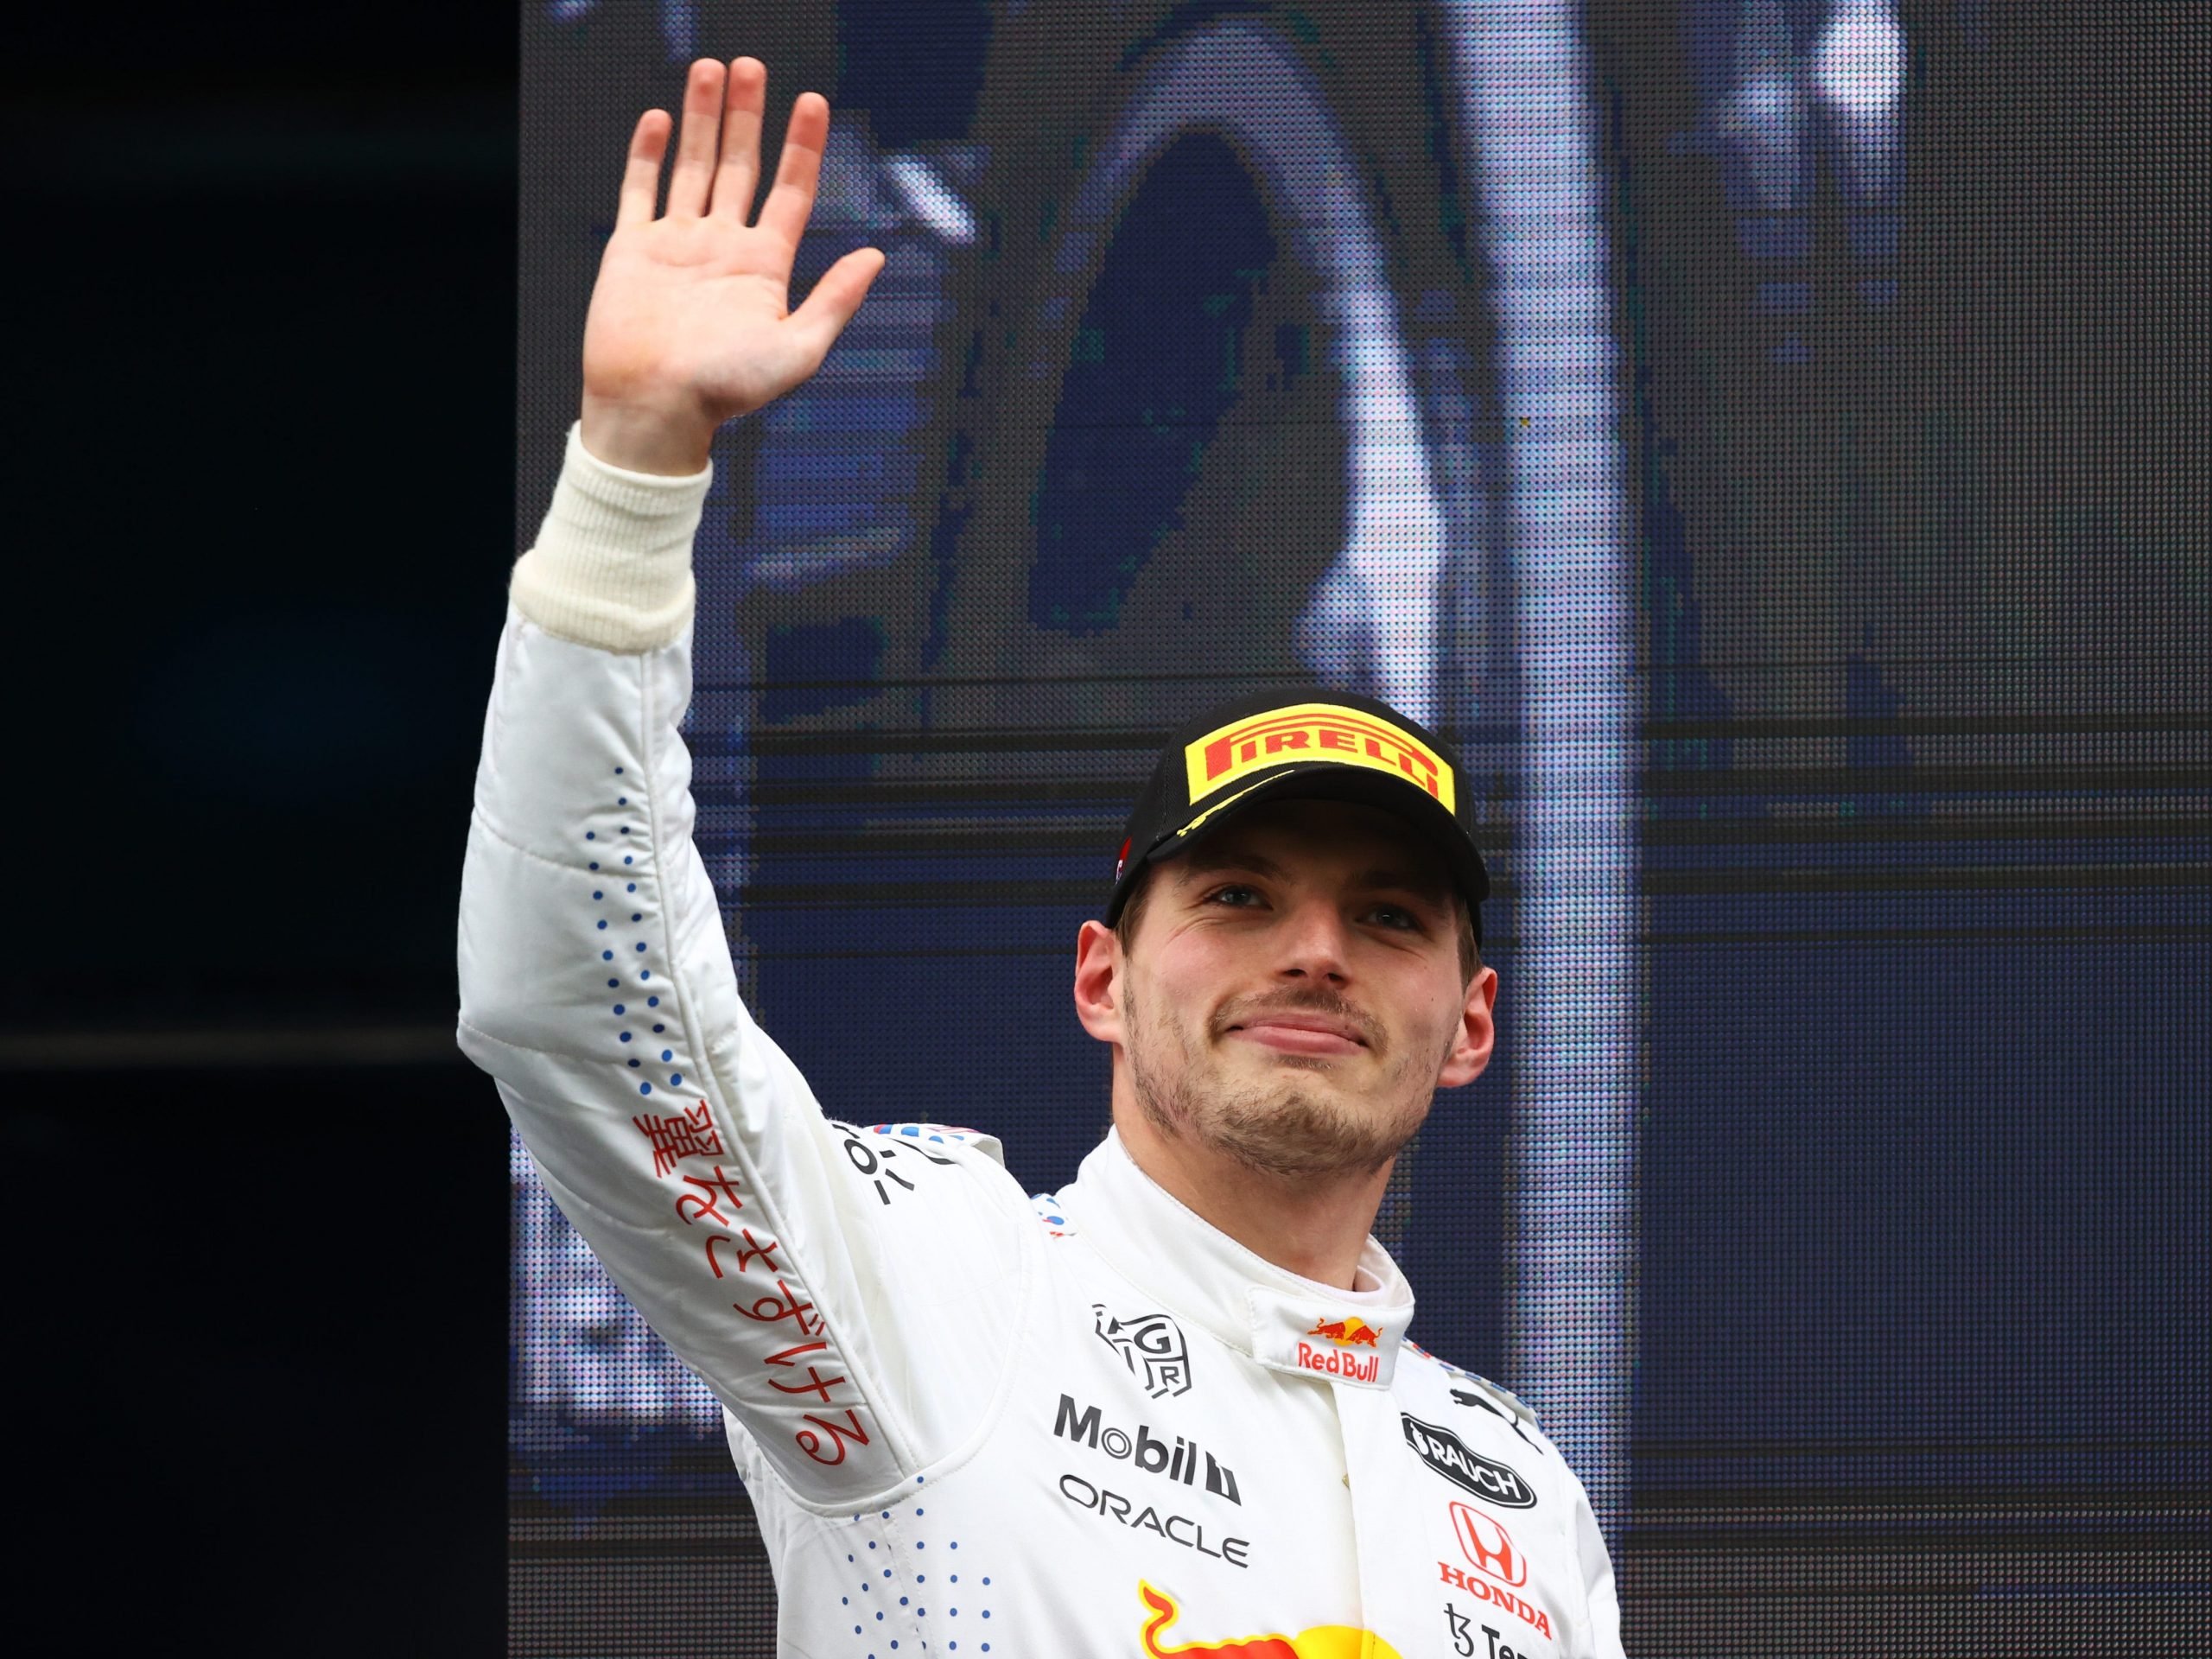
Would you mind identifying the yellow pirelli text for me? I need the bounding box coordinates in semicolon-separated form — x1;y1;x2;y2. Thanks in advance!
1183;703;1456;813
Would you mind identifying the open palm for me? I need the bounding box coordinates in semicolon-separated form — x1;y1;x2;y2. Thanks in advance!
581;58;885;473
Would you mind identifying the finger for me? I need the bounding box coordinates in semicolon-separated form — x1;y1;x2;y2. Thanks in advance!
785;245;887;370
755;91;832;248
709;57;767;222
615;109;672;231
664;59;727;219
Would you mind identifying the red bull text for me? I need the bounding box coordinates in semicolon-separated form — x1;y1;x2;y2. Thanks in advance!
1295;1314;1385;1382
1294;1343;1381;1382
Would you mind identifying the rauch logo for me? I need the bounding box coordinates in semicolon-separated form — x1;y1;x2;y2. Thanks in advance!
1402;1415;1536;1508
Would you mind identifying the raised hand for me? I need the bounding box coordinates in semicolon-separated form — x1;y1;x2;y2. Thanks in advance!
579;57;887;475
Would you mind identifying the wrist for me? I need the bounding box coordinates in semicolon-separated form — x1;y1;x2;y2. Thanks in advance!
508;421;709;652
578;392;715;477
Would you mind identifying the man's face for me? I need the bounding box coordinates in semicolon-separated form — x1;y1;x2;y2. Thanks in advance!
1084;798;1496;1181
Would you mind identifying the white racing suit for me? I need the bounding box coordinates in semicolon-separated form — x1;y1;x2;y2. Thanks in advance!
459;427;1626;1659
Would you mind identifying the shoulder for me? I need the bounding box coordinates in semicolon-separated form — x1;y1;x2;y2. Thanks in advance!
1027;1188;1077;1238
833;1119;1033;1216
1394;1339;1561;1471
847;1120;1008;1168
1402;1343;1538;1428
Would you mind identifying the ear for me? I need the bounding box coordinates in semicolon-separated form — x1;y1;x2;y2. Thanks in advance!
1073;919;1126;1048
1437;964;1498;1089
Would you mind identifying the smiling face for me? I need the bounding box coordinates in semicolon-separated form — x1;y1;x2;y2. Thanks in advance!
1078;797;1497;1182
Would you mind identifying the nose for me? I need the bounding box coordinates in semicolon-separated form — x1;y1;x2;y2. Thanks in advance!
1274;893;1353;983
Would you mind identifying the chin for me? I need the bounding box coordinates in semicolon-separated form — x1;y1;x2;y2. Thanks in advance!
1199;1082;1424;1182
1236;1048;1340;1074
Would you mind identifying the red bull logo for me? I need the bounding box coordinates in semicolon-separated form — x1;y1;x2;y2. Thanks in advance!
1294;1314;1385;1382
1306;1316;1383;1348
1294;1344;1380;1383
1138;1582;1401;1659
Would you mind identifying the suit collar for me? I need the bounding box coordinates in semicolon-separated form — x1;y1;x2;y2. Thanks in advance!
1060;1128;1413;1390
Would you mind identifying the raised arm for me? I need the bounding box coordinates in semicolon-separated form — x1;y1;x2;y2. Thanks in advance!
461;58;1033;1509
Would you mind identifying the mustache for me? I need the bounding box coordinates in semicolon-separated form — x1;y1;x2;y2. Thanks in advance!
1209;987;1384;1052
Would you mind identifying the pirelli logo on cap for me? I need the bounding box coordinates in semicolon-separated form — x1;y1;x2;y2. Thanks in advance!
1184;702;1457;814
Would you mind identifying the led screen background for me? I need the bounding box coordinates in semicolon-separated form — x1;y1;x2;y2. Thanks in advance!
512;3;2207;1652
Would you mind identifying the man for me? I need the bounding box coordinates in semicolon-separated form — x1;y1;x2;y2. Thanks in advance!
461;55;1624;1658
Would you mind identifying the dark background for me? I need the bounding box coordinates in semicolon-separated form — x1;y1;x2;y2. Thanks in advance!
3;2;513;1649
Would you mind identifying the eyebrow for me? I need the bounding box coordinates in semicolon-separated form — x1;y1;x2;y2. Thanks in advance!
1173;847;1452;908
1352;868;1454;908
1174;845;1290;883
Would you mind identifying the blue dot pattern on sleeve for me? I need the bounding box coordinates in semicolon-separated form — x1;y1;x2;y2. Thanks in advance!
585;773;681;1112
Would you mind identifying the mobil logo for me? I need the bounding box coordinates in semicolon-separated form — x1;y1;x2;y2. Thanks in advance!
1053;1394;1242;1504
1401;1415;1537;1508
1448;1501;1527;1586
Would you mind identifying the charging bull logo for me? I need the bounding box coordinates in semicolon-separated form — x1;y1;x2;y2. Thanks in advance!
1306;1316;1383;1348
1183;703;1457;813
1138;1582;1401;1659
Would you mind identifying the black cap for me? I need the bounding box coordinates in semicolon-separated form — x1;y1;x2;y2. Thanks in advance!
1106;688;1489;943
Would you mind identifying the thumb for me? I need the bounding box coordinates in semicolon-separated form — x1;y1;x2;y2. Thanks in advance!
786;245;887;369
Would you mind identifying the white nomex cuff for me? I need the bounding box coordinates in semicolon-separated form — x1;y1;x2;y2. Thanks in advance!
508;421;713;652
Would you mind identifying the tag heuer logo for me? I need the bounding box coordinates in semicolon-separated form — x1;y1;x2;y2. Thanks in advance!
1402;1414;1536;1508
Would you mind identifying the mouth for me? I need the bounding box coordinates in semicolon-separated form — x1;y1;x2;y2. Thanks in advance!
1224;1014;1370;1057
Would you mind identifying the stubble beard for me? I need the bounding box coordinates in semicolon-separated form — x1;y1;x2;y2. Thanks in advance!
1125;982;1440;1181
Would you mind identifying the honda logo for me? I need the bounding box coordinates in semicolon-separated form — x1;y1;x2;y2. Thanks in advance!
1450;1502;1527;1586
